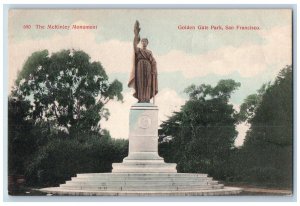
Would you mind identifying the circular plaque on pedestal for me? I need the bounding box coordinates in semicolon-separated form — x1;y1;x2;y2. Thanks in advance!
138;115;152;129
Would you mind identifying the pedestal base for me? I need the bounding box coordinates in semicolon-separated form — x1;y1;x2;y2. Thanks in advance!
39;173;243;196
112;152;177;173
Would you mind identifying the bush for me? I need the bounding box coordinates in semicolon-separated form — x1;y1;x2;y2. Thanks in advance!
25;132;128;187
244;166;289;187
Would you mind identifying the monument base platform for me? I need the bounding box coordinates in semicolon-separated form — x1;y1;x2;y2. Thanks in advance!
112;152;177;173
39;173;242;196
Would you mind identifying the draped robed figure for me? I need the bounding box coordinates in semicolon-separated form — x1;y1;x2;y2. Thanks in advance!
128;21;158;103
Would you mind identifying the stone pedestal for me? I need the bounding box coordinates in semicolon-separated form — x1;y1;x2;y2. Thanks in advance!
112;103;177;173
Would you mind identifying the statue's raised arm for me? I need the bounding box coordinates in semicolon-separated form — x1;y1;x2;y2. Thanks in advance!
133;20;141;51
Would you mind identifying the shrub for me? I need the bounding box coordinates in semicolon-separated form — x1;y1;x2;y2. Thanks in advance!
25;132;128;187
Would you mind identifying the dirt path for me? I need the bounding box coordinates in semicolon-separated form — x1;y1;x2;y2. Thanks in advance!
240;187;292;195
223;182;293;196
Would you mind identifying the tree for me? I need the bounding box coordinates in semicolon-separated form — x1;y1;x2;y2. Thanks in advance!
159;79;240;180
238;65;292;187
8;97;34;175
8;49;125;183
13;49;123;134
238;82;270;123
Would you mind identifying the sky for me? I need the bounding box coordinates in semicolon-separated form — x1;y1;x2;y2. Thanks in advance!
8;9;292;146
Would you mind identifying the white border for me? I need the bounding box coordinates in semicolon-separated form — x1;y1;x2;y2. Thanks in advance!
1;0;299;205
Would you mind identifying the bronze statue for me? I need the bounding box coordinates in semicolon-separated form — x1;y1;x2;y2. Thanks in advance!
128;20;158;103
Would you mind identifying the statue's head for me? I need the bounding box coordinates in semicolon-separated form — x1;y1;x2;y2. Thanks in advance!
141;38;148;48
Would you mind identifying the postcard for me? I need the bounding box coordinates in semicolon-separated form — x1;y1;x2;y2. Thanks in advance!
7;7;293;197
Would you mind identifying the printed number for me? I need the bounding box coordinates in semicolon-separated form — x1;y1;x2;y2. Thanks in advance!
23;25;31;29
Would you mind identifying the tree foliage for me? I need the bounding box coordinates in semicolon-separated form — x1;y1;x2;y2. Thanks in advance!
236;65;293;187
8;97;34;175
8;49;127;186
13;49;123;134
159;79;240;180
238;83;270;123
8;96;129;186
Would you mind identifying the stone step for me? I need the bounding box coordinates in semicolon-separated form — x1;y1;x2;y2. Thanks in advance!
113;161;175;165
122;159;166;163
121;153;165;161
113;163;176;168
75;173;208;178
65;180;219;186
111;168;177;173
39;185;242;196
70;180;215;184
59;184;224;191
70;178;216;183
72;176;213;181
112;168;177;172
